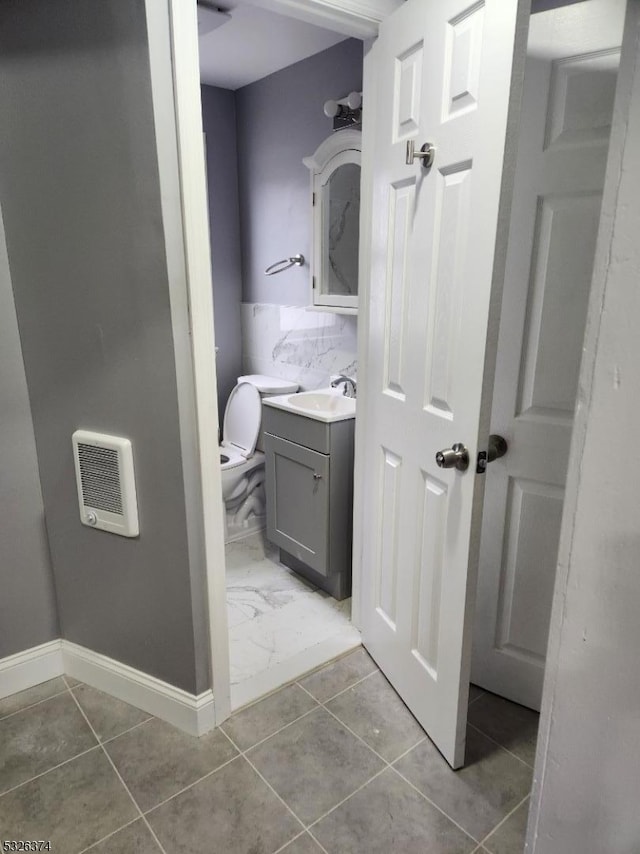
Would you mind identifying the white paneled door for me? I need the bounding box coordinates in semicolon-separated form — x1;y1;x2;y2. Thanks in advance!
360;0;529;768
471;0;624;711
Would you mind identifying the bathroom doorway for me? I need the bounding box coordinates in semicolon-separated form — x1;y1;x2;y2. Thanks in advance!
197;3;364;710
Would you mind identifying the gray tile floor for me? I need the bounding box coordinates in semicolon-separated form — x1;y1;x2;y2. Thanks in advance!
0;649;538;853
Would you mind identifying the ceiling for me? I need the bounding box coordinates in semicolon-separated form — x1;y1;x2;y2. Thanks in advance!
198;0;348;91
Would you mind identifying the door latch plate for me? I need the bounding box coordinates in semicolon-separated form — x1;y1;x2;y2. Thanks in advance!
476;434;508;473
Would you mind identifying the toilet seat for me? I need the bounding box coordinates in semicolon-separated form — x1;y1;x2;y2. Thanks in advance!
219;444;248;470
222;382;261;459
220;444;266;472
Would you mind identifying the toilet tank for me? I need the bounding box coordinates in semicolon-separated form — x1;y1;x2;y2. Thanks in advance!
237;374;299;450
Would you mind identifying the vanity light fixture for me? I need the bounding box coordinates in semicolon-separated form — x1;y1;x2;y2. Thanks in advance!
323;91;363;131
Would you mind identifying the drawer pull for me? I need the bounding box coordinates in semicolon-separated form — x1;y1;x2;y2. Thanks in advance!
313;472;323;480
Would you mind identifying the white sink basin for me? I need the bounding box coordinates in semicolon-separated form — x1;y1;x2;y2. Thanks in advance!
263;388;356;423
287;393;354;415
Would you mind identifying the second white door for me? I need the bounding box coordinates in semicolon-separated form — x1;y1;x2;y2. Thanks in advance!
471;0;625;711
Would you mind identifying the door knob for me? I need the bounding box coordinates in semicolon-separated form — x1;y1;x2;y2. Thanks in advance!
406;139;435;168
435;443;469;472
476;434;508;473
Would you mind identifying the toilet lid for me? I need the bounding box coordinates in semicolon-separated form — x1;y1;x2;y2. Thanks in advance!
238;374;299;395
223;382;262;456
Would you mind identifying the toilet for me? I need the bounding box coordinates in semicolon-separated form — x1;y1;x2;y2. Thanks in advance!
220;374;298;541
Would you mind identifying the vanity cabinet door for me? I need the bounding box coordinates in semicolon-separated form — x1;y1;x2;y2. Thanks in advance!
265;434;330;576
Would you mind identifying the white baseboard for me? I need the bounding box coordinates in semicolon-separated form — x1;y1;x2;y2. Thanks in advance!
0;640;215;737
62;641;215;736
0;640;64;699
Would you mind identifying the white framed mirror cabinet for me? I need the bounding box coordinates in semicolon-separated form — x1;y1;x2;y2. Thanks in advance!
303;128;361;313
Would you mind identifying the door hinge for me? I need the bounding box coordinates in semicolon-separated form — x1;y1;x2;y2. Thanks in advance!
312;192;316;206
312;276;316;290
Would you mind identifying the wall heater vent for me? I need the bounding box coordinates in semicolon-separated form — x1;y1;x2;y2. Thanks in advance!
72;430;139;537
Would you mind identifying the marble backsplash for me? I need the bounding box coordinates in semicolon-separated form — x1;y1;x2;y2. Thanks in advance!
241;302;357;391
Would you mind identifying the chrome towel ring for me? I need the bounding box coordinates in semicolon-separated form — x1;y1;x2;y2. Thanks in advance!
264;254;305;276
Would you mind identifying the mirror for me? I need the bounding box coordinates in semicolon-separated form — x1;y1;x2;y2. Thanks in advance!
324;163;361;298
304;130;362;312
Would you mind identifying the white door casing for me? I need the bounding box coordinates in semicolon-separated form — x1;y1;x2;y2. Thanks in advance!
360;0;529;768
471;0;624;711
251;0;403;39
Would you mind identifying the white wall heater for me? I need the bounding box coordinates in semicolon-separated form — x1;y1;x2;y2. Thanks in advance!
72;430;139;537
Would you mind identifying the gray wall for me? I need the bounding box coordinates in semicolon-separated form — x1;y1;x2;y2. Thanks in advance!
201;85;243;425
0;0;205;693
0;205;59;659
236;39;364;305
529;3;640;850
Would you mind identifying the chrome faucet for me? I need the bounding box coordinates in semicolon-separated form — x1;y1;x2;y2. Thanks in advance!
331;375;357;399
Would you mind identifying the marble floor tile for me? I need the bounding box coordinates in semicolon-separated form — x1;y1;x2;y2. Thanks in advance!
311;767;475;854
298;647;378;702
225;530;278;568
467;693;539;766
247;707;384;825
483;797;530;854
326;670;424;761
72;684;151;742
0;678;68;720
229;591;352;686
226;554;317;630
394;727;533;841
147;755;301;854
225;532;353;688
227;600;252;631
0;748;137;853
88;819;161;853
0;692;96;794
104;717;237;811
222;683;318;751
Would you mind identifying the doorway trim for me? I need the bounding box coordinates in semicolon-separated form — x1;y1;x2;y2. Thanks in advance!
147;0;232;722
350;38;377;628
167;0;237;722
158;0;385;724
255;0;402;38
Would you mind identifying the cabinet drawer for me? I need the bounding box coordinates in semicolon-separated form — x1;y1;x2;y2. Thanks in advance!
265;434;330;576
262;406;331;454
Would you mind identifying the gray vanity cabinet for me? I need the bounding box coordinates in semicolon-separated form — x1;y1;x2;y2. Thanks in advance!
264;407;354;600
